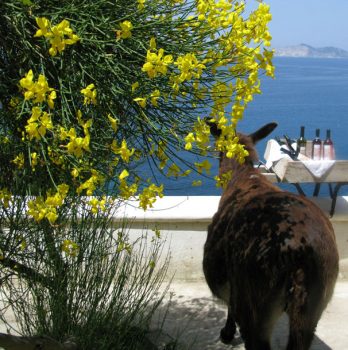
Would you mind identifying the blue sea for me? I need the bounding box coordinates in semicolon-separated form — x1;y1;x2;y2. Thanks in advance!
150;57;348;196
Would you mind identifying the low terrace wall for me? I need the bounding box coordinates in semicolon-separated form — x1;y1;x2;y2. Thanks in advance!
115;196;348;282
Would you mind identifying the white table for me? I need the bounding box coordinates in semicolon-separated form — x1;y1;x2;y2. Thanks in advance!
263;140;348;216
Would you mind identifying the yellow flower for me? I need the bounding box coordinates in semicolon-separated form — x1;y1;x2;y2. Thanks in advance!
192;180;202;187
61;239;79;257
19;70;35;98
184;132;195;150
0;188;12;208
138;183;164;210
108;114;119;132
142;48;173;78
66;127;90;157
31;152;39;169
19;70;56;108
34;17;80;56
119;169;129;180
214;170;233;189
12;153;25;169
131;81;139;92
34;17;51;37
76;170;103;196
81;83;97;105
194;160;211;174
25;107;53;141
27;184;69;224
89;196;107;214
150;90;160;106
149;37;156;50
167;163;181;177
111;139;135;163
119;179;138;200
71;168;80;178
137;0;146;10
174;52;206;83
47;90;56;109
133;97;147;108
116;20;133;40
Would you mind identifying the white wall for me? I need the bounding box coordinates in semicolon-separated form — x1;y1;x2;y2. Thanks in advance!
114;196;348;281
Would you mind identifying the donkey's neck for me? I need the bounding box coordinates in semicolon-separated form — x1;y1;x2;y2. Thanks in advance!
219;155;255;179
218;155;280;209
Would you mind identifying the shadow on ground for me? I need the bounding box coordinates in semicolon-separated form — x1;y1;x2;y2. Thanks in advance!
151;292;333;350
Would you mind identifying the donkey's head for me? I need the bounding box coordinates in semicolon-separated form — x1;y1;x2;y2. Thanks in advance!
207;120;277;172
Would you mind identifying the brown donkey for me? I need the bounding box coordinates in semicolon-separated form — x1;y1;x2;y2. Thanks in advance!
203;122;339;350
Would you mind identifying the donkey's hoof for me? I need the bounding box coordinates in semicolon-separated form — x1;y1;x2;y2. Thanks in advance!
220;326;235;344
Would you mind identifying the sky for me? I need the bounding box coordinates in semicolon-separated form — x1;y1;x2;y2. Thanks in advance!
263;0;348;51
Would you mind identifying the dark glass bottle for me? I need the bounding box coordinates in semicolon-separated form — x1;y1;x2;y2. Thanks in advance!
323;129;334;160
312;129;322;160
297;126;307;156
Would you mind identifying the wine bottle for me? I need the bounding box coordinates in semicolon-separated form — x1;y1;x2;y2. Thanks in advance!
323;129;334;160
297;126;307;156
312;128;322;160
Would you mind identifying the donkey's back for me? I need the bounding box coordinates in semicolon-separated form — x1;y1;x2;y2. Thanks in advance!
203;122;339;350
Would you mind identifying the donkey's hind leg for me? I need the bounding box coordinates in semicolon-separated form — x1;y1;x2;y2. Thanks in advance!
235;287;285;350
220;305;236;344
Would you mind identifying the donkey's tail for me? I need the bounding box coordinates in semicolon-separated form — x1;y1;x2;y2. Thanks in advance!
285;266;337;350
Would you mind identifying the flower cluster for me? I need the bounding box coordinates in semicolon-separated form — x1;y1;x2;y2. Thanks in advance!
142;40;173;79
116;21;133;40
34;17;80;56
89;196;107;214
111;139;135;163
0;188;11;208
27;184;69;224
77;170;104;196
61;239;79;257
173;53;206;85
214;170;233;189
25;107;53;141
138;184;164;210
80;84;97;105
118;170;138;200
20;70;56;108
60;121;91;158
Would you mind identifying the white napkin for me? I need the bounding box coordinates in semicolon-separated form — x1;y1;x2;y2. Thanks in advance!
264;139;292;169
301;160;335;180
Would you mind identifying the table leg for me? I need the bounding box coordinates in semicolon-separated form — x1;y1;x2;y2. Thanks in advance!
328;183;334;198
293;183;306;196
313;183;321;197
330;183;348;217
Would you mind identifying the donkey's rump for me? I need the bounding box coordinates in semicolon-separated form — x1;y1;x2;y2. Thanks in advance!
227;191;338;281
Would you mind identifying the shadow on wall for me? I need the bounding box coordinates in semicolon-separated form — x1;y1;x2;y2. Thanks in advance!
151;295;333;350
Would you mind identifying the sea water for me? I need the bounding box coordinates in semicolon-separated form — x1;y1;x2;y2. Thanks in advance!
148;57;348;196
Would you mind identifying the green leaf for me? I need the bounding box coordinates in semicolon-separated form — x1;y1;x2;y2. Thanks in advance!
20;0;33;6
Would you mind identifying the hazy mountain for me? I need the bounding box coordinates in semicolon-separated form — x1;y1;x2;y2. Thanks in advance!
274;44;348;58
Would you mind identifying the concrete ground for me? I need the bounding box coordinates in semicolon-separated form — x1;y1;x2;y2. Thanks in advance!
153;280;348;350
1;281;347;349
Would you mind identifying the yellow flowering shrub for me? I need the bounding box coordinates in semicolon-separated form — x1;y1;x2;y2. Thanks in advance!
1;0;273;219
0;1;274;344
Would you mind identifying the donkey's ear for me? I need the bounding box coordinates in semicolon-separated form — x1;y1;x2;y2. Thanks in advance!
204;118;222;138
250;122;278;144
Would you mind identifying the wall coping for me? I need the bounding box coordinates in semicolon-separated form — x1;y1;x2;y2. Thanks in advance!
115;196;348;223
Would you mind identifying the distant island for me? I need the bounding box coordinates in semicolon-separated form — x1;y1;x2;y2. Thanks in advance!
274;44;348;58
